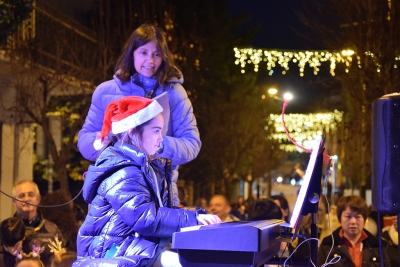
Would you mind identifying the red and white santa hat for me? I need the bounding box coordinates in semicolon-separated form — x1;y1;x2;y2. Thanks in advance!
98;96;163;141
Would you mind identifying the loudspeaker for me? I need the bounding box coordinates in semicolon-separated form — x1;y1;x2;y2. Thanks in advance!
372;93;400;213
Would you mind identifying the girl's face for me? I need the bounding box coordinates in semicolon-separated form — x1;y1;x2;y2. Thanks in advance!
142;114;164;155
133;40;163;78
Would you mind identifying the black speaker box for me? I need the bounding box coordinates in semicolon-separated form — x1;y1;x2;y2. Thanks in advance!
372;93;400;213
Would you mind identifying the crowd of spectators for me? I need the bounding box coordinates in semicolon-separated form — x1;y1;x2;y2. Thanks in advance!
2;181;398;267
193;192;398;267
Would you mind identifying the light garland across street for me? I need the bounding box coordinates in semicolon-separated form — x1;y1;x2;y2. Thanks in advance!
267;110;343;152
234;47;356;76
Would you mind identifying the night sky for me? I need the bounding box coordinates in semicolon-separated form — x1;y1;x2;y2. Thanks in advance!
229;0;320;50
230;0;329;113
44;0;328;112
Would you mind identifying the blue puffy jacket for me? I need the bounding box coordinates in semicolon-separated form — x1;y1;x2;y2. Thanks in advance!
73;142;201;267
77;72;201;206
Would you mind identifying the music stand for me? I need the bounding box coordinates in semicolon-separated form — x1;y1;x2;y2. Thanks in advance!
299;147;324;265
268;141;325;266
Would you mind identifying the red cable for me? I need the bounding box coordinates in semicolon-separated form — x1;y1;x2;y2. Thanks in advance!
281;101;312;153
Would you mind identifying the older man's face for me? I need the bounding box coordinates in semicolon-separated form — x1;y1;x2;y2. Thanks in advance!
13;183;40;219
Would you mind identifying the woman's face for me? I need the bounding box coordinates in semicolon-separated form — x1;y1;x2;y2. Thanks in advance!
340;206;365;239
141;114;164;155
133;40;163;78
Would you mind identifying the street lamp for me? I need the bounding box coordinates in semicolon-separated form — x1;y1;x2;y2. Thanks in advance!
268;88;278;96
283;93;293;102
267;87;293;102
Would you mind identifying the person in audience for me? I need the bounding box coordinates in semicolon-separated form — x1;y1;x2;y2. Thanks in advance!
319;204;341;242
177;186;188;208
39;189;80;252
0;181;64;267
244;195;255;214
11;181;63;241
318;195;391;267
232;195;247;220
15;256;44;267
271;194;290;223
290;213;314;261
247;198;282;221
209;194;240;222
247;199;293;266
1;217;26;267
194;197;208;210
72;204;86;227
0;217;53;267
73;96;220;267
382;215;399;267
317;196;327;238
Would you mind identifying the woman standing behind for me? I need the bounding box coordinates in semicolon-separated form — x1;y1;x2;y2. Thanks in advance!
78;23;201;206
73;96;220;267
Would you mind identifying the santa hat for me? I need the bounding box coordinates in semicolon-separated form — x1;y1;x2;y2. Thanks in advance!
99;96;163;141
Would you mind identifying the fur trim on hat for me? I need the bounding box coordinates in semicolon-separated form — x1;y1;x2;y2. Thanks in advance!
112;100;163;134
99;96;163;141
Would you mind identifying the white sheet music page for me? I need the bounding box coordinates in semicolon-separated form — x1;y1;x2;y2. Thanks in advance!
180;225;202;232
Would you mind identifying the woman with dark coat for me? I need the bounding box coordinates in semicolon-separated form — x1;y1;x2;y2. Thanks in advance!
318;196;390;267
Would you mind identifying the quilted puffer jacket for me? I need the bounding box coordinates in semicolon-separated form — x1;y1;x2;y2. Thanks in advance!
73;142;201;267
77;72;202;206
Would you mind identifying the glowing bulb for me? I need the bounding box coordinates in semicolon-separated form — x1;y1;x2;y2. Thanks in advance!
268;88;278;95
283;93;293;101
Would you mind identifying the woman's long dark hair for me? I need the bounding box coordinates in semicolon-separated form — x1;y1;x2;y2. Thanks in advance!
114;23;181;85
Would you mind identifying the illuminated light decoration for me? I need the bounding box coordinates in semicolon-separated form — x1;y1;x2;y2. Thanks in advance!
268;88;278;95
267;110;343;152
234;48;400;76
234;47;355;76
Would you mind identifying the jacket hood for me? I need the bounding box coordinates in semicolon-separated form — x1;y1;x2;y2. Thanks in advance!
83;142;147;203
166;65;184;84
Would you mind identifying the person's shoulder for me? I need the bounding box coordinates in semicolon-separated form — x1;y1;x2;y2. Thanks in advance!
163;82;190;107
166;82;185;93
93;79;119;97
363;229;381;246
320;228;341;246
225;214;240;222
36;218;61;236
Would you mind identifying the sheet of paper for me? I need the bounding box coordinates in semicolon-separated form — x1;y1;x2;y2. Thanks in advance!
153;92;170;136
180;225;202;232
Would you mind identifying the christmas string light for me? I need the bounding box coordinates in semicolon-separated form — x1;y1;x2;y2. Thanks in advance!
234;47;358;76
267;110;343;152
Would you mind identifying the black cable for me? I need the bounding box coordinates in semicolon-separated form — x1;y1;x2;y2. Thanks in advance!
377;211;383;267
398;214;400;267
0;187;83;208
